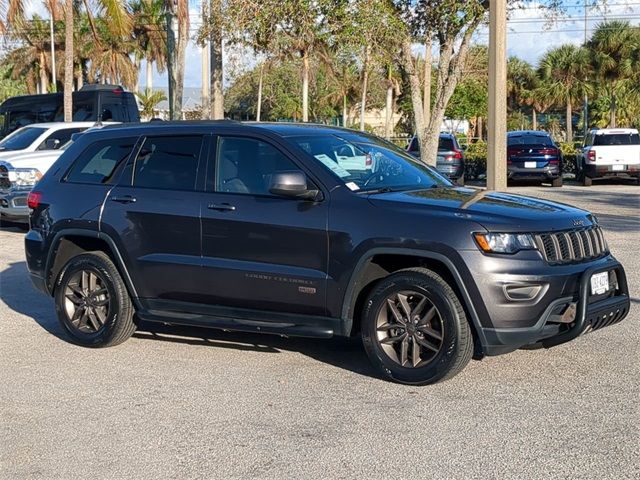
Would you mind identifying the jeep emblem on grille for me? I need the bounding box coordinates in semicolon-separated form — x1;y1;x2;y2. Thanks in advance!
572;218;585;227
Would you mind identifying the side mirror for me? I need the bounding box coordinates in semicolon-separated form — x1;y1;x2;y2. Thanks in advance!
45;138;61;149
269;171;320;200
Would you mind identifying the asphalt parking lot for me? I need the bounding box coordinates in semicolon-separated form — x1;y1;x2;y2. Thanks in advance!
1;182;638;479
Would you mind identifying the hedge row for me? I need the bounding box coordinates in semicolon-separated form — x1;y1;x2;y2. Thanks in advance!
463;141;580;179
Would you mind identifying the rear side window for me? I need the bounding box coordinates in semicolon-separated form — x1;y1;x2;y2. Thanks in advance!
133;136;203;191
66;137;136;184
438;137;455;151
508;134;553;146
593;133;640;145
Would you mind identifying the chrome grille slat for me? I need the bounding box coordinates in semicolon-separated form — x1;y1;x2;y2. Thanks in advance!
535;226;608;265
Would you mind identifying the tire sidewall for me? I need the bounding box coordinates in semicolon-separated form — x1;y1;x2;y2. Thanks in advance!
362;274;464;385
55;255;123;347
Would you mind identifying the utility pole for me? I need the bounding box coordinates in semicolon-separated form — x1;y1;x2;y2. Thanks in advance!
166;2;178;120
583;0;589;138
487;0;507;191
201;1;211;120
49;15;56;92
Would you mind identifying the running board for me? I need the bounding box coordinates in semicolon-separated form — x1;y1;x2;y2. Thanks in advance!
137;309;335;339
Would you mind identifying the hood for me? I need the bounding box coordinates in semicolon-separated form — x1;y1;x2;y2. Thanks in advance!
0;150;64;172
367;187;596;232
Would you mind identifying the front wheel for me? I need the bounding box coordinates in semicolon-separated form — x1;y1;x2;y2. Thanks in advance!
54;251;136;347
361;268;473;385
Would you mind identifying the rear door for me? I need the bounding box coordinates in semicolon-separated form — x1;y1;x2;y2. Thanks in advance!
101;134;206;303
199;133;329;315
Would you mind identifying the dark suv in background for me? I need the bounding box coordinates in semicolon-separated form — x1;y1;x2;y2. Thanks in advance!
407;133;465;185
25;122;630;385
507;130;563;187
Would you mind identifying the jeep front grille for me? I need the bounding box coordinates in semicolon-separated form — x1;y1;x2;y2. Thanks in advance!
0;165;10;190
534;226;608;264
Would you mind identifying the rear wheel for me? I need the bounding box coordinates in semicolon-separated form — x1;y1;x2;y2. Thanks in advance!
583;175;593;187
54;252;136;347
361;268;473;385
551;177;563;187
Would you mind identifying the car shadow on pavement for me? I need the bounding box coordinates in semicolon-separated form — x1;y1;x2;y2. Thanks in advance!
0;261;67;340
0;261;379;380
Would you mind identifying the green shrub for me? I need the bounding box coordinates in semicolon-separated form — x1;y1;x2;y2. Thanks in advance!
464;140;487;179
558;142;579;175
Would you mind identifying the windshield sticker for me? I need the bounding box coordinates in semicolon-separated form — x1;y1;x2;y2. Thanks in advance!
345;182;360;191
314;154;351;177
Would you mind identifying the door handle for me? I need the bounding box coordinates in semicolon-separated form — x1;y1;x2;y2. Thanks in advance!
208;202;236;211
110;195;137;204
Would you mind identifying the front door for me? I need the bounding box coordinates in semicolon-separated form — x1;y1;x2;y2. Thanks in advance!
101;134;206;303
199;134;329;316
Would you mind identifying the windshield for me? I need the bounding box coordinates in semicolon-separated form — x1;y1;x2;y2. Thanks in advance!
291;134;451;192
0;126;47;151
594;133;640;146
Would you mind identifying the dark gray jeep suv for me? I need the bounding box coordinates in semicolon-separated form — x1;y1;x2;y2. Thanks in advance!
25;122;630;385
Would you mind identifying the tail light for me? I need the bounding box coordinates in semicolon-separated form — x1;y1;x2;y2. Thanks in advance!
539;148;558;156
445;155;453;162
453;149;463;160
587;149;596;162
27;191;42;209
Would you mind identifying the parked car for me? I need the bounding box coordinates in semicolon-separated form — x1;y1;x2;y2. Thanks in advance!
407;133;465;185
0;84;139;139
578;128;640;186
0;122;99;159
507;130;563;187
25;122;630;385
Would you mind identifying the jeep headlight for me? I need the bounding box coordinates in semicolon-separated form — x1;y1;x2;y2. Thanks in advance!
473;232;537;254
8;168;43;187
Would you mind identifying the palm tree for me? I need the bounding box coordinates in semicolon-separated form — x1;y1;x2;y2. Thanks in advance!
87;19;138;89
5;15;52;93
507;57;536;114
131;0;166;91
62;0;131;122
589;20;638;128
136;88;166;119
538;44;591;142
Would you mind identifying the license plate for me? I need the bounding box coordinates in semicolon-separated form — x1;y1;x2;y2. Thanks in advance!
590;272;609;295
612;164;624;171
524;161;537;168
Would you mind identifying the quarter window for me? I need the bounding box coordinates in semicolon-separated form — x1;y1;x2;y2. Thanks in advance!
133;136;202;191
214;136;299;195
66;137;136;184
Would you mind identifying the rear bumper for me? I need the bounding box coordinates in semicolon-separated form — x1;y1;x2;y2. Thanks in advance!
0;189;29;222
479;262;630;355
584;164;640;179
435;162;464;179
508;165;560;180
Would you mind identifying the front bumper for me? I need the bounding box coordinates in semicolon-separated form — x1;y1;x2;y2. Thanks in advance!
0;188;30;223
458;251;630;356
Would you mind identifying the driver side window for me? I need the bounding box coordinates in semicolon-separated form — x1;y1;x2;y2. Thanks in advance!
213;136;299;196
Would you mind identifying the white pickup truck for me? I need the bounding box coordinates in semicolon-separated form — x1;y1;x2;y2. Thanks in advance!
578;128;640;186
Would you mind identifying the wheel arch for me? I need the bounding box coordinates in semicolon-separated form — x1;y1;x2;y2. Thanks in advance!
341;248;488;352
45;229;139;302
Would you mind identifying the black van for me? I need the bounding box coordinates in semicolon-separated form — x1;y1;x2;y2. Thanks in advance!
0;84;140;138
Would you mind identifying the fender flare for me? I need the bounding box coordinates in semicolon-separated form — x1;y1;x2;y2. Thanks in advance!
45;228;139;301
339;247;488;347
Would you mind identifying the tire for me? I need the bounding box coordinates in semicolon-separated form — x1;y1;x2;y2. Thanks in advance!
551;177;563;187
583;175;592;187
360;267;473;385
455;174;465;186
54;251;136;347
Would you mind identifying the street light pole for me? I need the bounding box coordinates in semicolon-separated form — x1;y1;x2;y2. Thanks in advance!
487;0;507;191
49;15;56;92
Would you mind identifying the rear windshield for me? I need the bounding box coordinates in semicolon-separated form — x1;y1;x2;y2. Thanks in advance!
593;133;640;146
508;134;553;146
0;126;47;151
408;136;456;152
